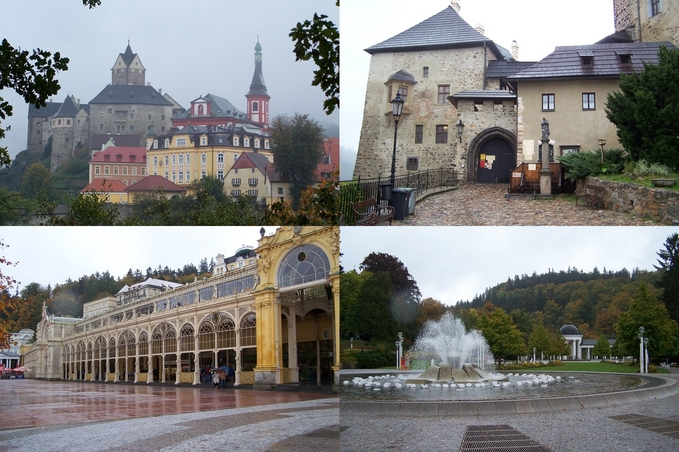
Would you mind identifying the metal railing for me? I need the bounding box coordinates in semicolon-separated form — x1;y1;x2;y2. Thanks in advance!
339;168;459;225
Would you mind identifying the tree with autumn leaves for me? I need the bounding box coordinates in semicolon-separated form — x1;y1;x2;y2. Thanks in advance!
0;241;19;348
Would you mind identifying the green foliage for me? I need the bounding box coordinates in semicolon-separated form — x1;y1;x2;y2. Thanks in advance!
593;336;613;358
263;176;340;226
353;348;394;369
0;186;34;225
269;113;325;209
615;283;679;358
39;191;120;225
353;272;397;341
655;233;679;323
289;1;339;115
21;163;55;200
606;46;679;170
629;159;672;177
339;270;371;339
0;39;70;167
476;307;527;362
557;148;627;181
499;360;563;371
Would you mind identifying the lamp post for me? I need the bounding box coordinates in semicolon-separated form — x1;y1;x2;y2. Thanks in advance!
644;337;649;374
638;326;645;374
350;337;354;350
598;138;606;164
456;119;465;143
533;347;536;363
389;93;405;189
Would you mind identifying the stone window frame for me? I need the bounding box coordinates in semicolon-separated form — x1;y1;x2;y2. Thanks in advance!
423;66;429;78
649;0;661;17
415;125;423;144
437;85;450;104
435;124;448;144
582;93;596;111
407;157;419;171
542;94;555;111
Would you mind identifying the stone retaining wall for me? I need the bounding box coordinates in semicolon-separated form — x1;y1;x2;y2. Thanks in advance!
582;177;679;224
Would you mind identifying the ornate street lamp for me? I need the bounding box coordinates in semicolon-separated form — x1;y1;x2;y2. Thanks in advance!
397;332;404;370
456;119;465;143
639;326;645;374
389;93;405;188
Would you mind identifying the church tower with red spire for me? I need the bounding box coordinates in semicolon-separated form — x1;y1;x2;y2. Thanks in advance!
245;37;270;129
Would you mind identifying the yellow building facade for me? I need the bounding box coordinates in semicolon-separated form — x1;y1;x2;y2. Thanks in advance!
23;226;340;388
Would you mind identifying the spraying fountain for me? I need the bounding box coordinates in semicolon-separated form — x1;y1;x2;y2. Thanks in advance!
405;312;507;384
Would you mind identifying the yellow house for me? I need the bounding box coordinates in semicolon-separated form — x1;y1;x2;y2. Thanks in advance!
224;151;273;202
80;179;130;204
145;124;271;188
508;41;673;164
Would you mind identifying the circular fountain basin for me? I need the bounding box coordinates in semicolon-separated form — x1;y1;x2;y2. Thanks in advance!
340;370;661;402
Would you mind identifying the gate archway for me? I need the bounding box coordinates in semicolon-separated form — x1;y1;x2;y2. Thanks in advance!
467;128;516;183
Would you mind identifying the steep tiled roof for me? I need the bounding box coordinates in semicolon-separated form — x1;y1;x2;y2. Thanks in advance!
175;93;247;121
316;137;339;181
89;85;172;105
448;90;516;108
81;179;128;193
365;6;507;60
508;42;675;80
486;61;537;79
28;102;62;118
120;44;136;66
125;175;186;193
53;95;81;118
596;30;634;44
232;152;270;174
90;146;146;163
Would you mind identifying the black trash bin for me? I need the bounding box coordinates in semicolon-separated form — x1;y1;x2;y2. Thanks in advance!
391;188;408;221
379;183;393;202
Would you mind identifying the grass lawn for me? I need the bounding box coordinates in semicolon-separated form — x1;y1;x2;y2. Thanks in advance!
599;172;679;191
531;361;669;374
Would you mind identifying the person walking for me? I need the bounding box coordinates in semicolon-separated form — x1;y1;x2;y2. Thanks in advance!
212;369;220;389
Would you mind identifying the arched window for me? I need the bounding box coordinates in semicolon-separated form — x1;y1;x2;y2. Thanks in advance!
138;331;149;356
240;314;256;347
180;324;194;352
199;321;215;350
277;244;330;288
217;316;236;348
198;104;204;115
252;101;259;112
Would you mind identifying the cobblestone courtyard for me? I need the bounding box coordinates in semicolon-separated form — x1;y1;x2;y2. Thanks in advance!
394;184;659;226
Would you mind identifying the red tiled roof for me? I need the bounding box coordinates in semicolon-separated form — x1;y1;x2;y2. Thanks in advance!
91;146;147;163
316;137;339;180
81;179;128;193
231;151;270;174
125;175;186;193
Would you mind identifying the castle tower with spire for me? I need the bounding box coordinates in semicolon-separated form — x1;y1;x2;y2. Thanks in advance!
111;41;146;86
245;37;270;129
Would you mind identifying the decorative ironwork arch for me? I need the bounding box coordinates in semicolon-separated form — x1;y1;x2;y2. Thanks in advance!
277;244;330;288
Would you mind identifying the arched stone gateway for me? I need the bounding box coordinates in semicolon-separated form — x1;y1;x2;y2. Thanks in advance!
467;127;516;183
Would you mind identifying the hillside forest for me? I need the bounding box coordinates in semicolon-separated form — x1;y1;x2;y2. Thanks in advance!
340;233;679;367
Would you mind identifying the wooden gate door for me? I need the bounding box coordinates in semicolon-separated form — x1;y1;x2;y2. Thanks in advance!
477;138;514;183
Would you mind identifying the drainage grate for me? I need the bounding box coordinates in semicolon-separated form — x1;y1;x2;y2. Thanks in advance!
460;425;553;452
610;414;679;439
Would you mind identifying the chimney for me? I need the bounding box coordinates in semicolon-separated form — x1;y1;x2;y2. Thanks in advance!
512;40;519;60
475;23;485;35
158;88;162;95
451;0;461;12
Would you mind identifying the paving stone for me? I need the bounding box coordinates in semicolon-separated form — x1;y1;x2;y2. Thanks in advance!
393;184;658;226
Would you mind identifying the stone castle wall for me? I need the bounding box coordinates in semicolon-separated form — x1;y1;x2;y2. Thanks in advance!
89;103;173;147
353;47;491;180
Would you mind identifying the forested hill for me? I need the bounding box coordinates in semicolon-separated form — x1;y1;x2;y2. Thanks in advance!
453;267;659;336
3;258;219;334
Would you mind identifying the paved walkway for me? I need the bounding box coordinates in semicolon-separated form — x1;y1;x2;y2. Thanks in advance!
395;184;657;226
0;379;338;451
340;368;679;452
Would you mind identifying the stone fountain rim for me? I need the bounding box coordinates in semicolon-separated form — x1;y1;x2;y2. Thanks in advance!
339;372;679;417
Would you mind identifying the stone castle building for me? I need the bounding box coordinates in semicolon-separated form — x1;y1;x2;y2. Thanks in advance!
23;226;341;388
613;0;679;45
353;1;531;183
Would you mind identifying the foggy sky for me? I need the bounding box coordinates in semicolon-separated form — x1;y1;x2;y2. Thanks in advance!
0;226;276;291
340;226;679;305
0;0;338;159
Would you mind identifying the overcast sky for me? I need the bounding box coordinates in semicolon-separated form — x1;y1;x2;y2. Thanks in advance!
340;227;679;305
0;0;338;159
0;226;277;291
340;0;615;179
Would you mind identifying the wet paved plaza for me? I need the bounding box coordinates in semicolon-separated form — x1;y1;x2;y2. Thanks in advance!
394;184;660;226
0;379;338;451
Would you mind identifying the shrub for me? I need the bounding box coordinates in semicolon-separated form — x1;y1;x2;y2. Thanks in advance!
354;348;394;369
558;148;627;181
631;159;671;177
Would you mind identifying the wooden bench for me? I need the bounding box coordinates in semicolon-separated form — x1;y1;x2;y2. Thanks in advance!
575;185;606;209
350;197;395;226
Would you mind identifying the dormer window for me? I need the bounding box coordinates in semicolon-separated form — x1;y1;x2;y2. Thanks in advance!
578;51;594;66
233;136;239;146
616;51;632;64
254;138;260;148
153;139;158;149
200;136;207;146
164;138;170;148
244;137;250;147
